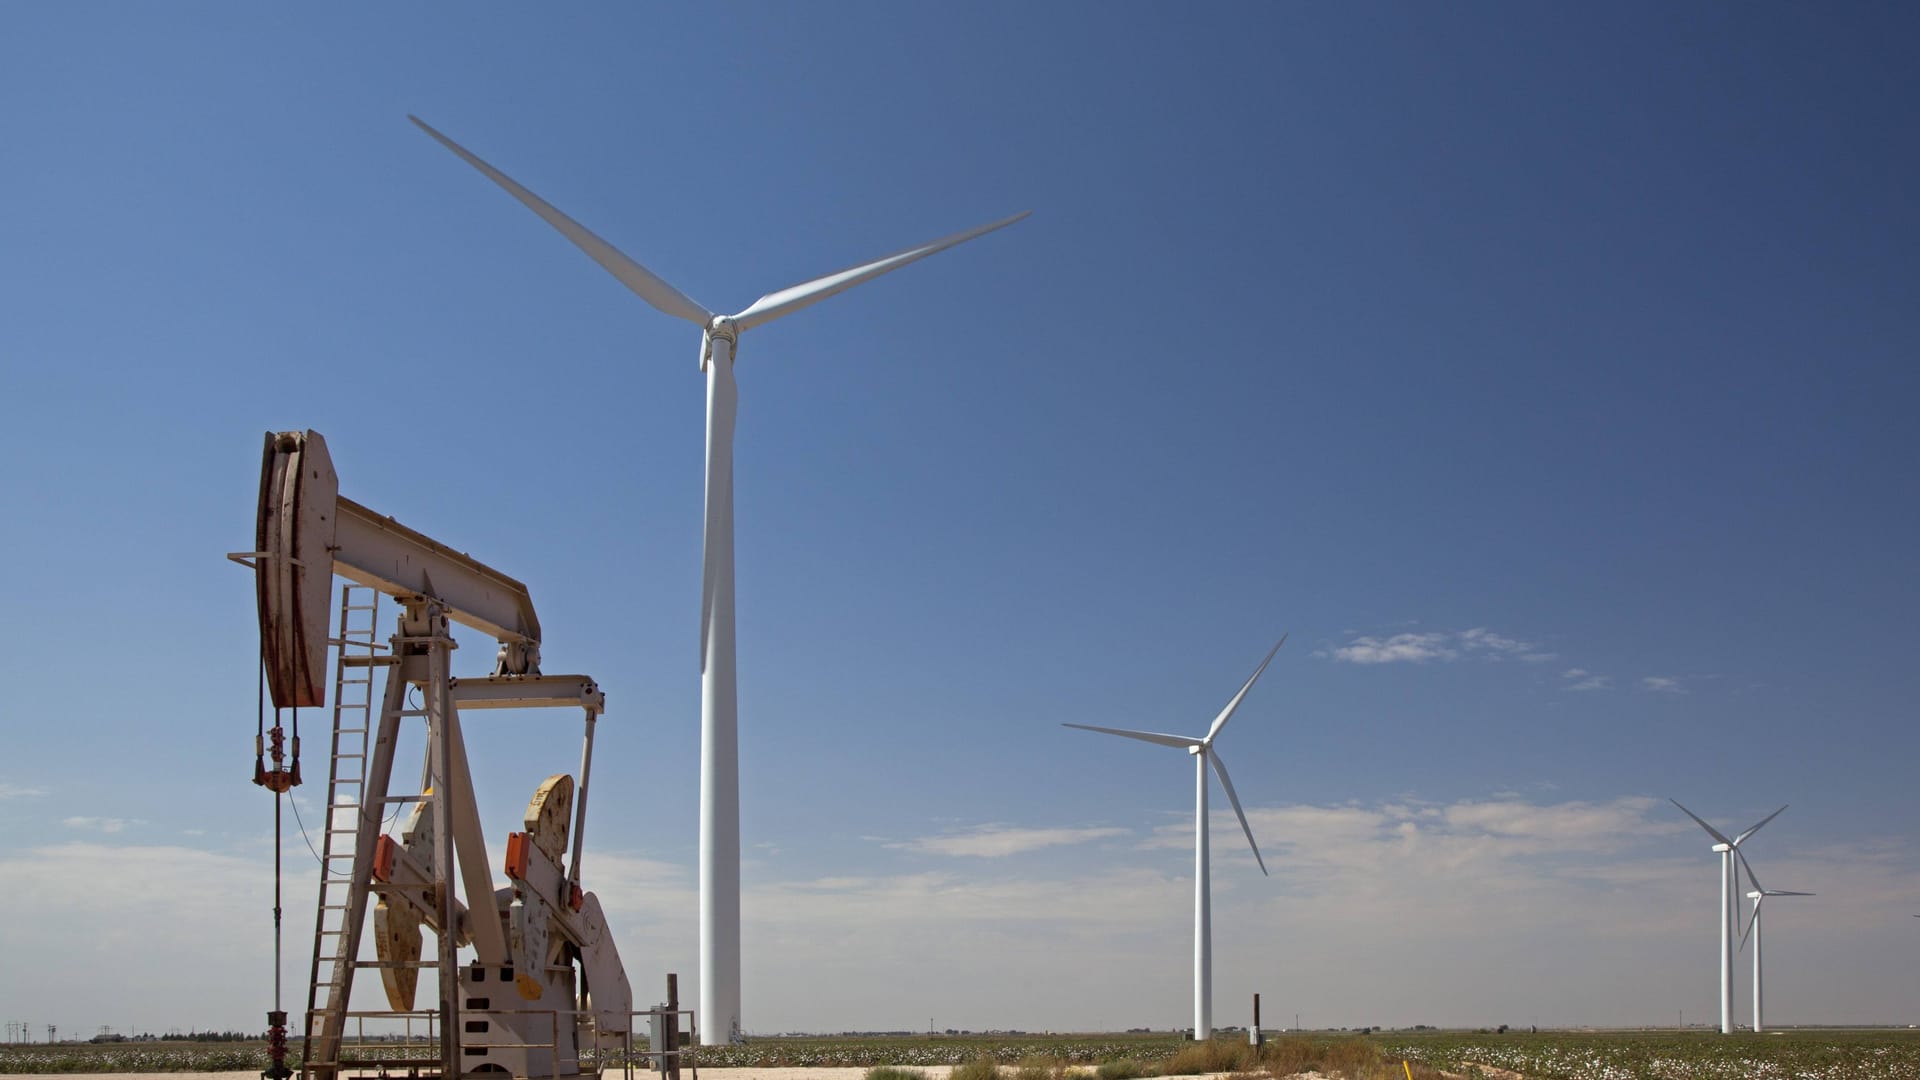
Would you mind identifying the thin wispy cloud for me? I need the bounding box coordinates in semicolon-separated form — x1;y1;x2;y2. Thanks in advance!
887;824;1129;858
1321;626;1548;665
62;816;140;834
1322;631;1457;664
1141;794;1688;864
1640;675;1686;694
1562;668;1611;692
0;783;47;799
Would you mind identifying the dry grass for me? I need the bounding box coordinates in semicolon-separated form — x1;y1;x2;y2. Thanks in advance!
1265;1036;1378;1078
1093;1060;1149;1080
950;1055;1004;1080
865;1069;933;1080
1013;1055;1070;1080
1162;1040;1259;1075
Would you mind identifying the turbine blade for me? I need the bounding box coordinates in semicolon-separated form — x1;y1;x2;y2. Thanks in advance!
1205;634;1287;743
1732;804;1788;847
1769;890;1815;897
1736;847;1763;895
1061;722;1197;750
409;115;714;327
699;353;738;672
1668;798;1732;845
729;211;1030;332
1207;750;1267;876
1740;898;1759;951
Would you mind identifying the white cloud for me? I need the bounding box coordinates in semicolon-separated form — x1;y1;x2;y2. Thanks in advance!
1563;669;1611;692
1327;631;1457;664
5;800;1916;1036
62;815;141;833
1641;675;1686;694
0;783;47;799
1457;627;1532;656
1326;626;1541;665
887;823;1129;857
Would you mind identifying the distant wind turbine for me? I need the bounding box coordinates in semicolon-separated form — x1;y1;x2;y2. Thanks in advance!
1066;635;1285;1040
411;115;1028;1044
1670;798;1786;1034
1736;849;1812;1034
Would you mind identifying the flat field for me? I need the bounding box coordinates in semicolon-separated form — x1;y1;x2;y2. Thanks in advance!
4;1029;1919;1079
1379;1028;1920;1079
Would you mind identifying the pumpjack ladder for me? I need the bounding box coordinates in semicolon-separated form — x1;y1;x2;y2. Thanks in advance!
304;585;425;1076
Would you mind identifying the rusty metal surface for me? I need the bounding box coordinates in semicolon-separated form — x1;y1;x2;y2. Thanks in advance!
257;430;338;708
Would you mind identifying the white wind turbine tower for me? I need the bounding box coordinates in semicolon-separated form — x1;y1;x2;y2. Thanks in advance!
1670;798;1786;1034
412;116;1027;1044
1736;850;1812;1034
1065;636;1285;1040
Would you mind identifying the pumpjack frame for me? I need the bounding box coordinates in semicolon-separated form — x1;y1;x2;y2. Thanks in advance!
236;430;634;1080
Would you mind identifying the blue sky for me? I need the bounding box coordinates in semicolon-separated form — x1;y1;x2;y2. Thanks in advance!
2;3;1917;1036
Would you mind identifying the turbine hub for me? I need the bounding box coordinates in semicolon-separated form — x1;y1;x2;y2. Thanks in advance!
700;317;740;371
1188;744;1204;756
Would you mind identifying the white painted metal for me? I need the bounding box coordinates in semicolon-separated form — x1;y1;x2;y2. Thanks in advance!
1192;747;1211;1040
700;333;742;1042
412;115;1027;1044
1670;798;1786;1035
1728;841;1743;1022
1064;635;1285;1040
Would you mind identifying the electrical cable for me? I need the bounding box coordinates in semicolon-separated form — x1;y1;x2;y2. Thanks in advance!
287;793;326;867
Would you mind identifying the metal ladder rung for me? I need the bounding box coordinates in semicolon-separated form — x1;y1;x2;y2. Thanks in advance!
344;655;401;667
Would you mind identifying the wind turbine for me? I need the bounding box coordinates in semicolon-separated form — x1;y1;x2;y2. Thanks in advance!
1065;635;1285;1040
1670;799;1786;1034
411;116;1027;1044
1736;850;1812;1034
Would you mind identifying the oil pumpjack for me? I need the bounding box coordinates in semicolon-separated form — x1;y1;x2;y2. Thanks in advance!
235;430;635;1080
